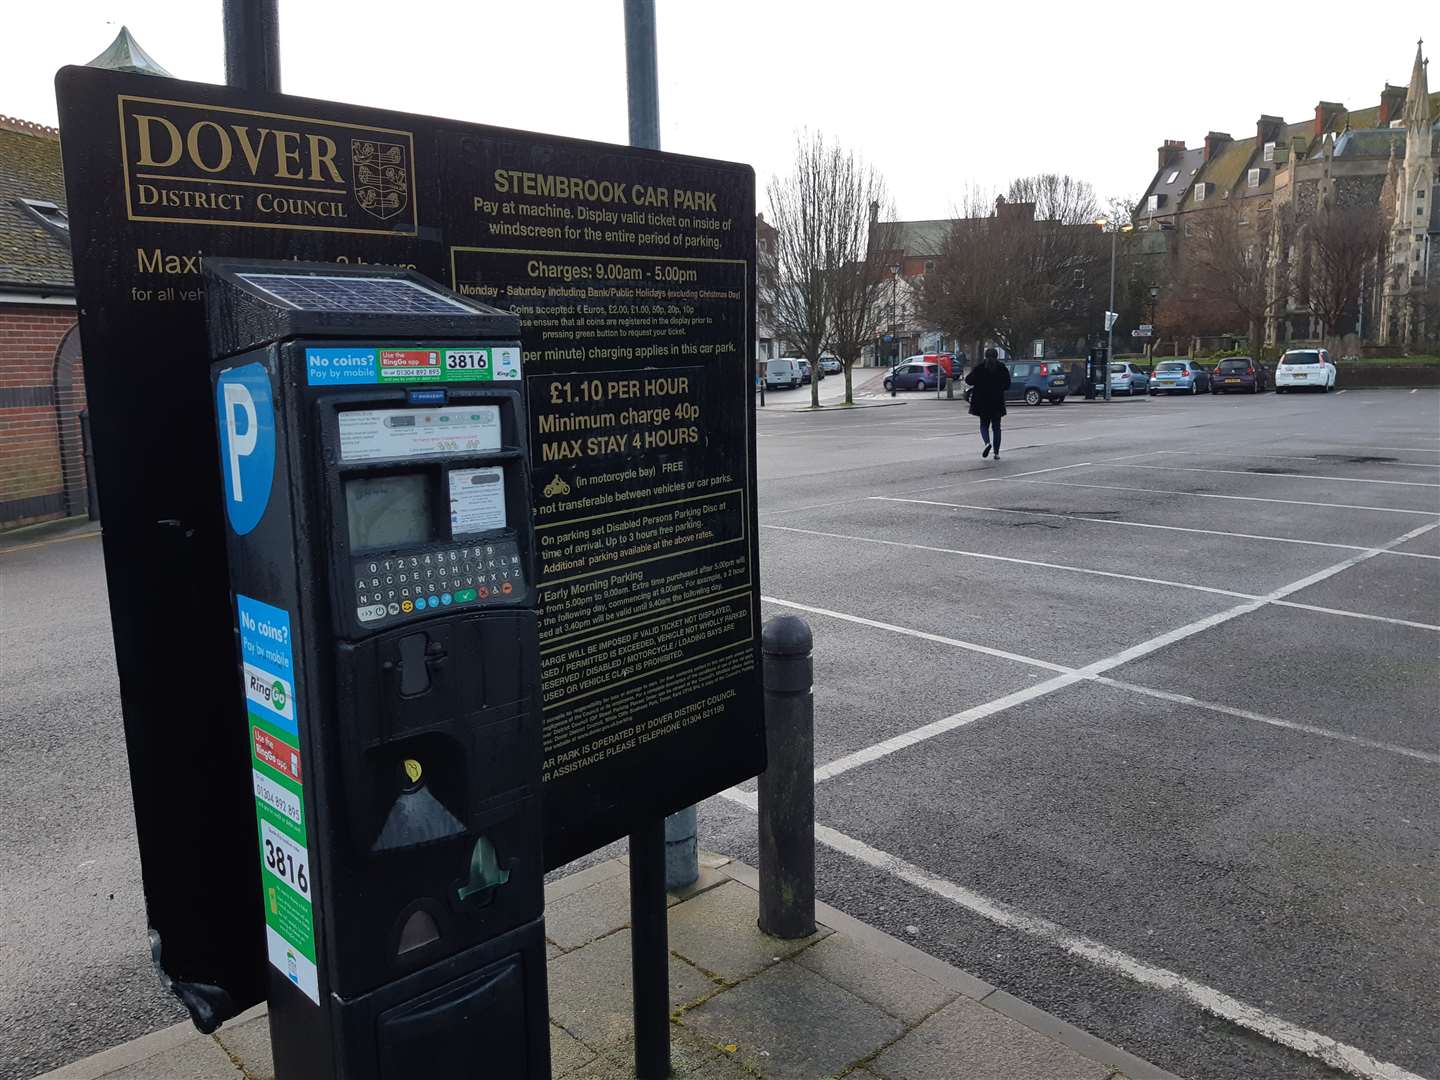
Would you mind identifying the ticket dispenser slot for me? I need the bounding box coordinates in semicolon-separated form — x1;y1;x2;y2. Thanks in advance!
204;258;549;1080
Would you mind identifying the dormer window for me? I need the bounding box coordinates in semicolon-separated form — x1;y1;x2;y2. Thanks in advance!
1195;183;1207;202
1263;142;1276;163
1147;194;1159;213
16;198;69;237
1248;168;1262;188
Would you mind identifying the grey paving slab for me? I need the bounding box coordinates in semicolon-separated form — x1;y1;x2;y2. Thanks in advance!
791;931;958;1024
683;961;905;1079
213;1015;273;1080
546;869;634;950
550;1022;596;1078
547;928;717;1049
96;1038;240;1080
666;880;829;983
871;996;1110;1080
565;1028;736;1079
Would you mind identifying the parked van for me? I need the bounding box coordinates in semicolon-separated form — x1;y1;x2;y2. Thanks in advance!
764;357;802;389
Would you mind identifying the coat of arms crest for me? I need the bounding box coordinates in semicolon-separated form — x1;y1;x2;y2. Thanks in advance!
351;139;409;221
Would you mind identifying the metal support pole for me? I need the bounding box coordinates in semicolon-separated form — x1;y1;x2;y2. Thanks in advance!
623;0;660;150
222;0;281;93
629;817;670;1080
1105;226;1116;402
623;0;698;898
624;6;676;1075
758;616;815;939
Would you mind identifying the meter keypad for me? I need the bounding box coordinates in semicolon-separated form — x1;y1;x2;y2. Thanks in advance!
353;540;524;625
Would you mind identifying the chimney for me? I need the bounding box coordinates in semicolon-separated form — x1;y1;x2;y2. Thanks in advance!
869;200;879;224
1256;115;1284;146
1314;101;1344;137
1378;84;1406;126
1157;139;1186;170
1203;131;1232;162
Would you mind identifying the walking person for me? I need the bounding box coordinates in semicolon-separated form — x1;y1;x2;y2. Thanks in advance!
965;348;1011;459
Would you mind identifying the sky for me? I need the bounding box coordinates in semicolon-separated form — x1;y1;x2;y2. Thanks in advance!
3;1;1433;221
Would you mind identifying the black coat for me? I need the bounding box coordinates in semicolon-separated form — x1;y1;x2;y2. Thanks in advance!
966;361;1011;420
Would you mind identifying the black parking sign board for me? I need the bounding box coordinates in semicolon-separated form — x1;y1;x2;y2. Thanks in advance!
57;65;761;1018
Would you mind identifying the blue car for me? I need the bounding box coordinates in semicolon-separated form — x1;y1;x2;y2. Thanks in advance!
1149;360;1211;395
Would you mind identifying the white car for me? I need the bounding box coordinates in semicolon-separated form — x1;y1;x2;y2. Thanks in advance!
1274;348;1337;393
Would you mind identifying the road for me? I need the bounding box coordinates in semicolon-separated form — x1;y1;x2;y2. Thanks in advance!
2;387;1437;1078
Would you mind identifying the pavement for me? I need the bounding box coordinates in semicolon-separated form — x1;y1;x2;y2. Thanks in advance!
4;387;1439;1080
37;855;1173;1080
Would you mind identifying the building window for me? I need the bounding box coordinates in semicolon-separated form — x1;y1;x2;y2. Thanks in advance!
1248;168;1261;188
16;198;69;236
924;260;935;273
1195;183;1206;202
1147;194;1159;213
1263;142;1276;163
1166;170;1179;184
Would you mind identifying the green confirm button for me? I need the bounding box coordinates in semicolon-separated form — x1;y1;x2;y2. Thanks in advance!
454;588;478;603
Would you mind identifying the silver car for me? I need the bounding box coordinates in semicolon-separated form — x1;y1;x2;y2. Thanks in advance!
1108;362;1150;395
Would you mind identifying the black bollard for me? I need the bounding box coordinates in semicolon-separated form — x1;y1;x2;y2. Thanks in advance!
758;615;815;939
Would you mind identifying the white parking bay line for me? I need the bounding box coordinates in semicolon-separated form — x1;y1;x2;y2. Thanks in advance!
1109;463;1440;489
807;519;1440;782
1014;478;1440;517
868;495;1440;563
717;787;1426;1080
1094;678;1440;765
1152;449;1440;471
769;596;1440;769
982;461;1093;481
871;497;1378;553
812;672;1084;783
1270;600;1440;633
761;524;1258;600
759;596;1068;673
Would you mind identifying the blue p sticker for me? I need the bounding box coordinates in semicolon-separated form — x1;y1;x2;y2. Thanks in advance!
216;363;276;535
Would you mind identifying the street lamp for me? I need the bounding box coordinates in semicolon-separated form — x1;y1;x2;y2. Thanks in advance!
889;263;901;397
1094;217;1133;402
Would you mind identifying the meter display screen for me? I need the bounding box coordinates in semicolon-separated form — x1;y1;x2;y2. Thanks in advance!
345;474;433;550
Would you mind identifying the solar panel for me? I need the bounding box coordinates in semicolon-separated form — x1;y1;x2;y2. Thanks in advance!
238;273;475;315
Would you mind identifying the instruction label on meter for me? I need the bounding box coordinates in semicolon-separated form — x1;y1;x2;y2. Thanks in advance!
237;594;319;1005
338;405;501;462
449;466;506;533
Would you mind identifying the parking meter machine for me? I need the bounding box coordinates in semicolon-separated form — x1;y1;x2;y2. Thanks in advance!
204;259;548;1079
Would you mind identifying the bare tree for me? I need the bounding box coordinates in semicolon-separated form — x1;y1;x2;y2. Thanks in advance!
1182;198;1276;348
762;133;837;408
919;175;1106;362
828;177;897;405
917;187;1002;367
1307;203;1387;338
1008;174;1101;228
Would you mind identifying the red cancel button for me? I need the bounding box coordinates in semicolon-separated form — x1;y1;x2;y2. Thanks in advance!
254;727;302;784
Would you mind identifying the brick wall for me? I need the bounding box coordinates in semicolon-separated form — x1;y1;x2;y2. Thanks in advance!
0;303;86;529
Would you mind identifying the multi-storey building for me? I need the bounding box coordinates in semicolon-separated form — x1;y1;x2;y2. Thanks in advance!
1136;41;1438;351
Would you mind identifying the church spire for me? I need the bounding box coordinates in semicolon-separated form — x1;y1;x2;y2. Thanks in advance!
1403;39;1429;130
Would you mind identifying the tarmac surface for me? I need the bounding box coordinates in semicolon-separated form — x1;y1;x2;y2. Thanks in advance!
2;386;1438;1078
